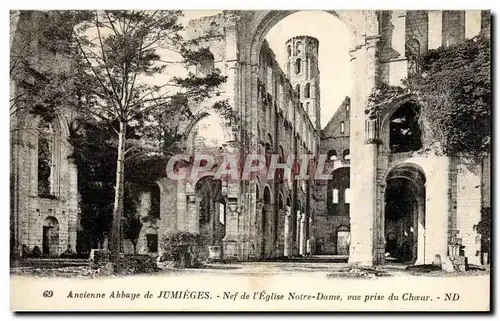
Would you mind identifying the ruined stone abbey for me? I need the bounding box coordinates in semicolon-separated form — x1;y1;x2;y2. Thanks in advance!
11;10;491;266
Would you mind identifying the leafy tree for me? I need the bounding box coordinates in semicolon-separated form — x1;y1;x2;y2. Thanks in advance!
63;10;225;260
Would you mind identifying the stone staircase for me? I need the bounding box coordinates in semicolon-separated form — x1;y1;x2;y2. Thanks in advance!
11;258;89;269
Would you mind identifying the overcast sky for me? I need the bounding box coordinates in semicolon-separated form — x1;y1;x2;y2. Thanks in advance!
182;10;352;129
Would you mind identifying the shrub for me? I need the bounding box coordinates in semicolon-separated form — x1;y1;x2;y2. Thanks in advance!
32;246;42;258
113;255;160;275
161;231;207;268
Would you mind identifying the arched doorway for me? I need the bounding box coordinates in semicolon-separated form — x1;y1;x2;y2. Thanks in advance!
42;216;59;257
385;165;426;264
195;177;225;247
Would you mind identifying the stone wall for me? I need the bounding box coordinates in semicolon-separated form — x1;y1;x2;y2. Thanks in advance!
11;12;79;258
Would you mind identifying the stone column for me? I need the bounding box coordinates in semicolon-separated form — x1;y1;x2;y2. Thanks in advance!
295;210;301;255
348;36;380;266
416;201;426;265
299;212;306;256
176;181;187;230
186;194;198;233
308;216;314;255
222;197;240;259
284;208;292;256
68;225;77;253
67;161;79;253
424;157;450;263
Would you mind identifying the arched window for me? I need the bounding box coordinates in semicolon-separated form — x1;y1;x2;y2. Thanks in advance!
306;102;310;114
343;149;350;161
263;186;271;204
327;167;350;216
295;41;303;55
340;121;345;134
345;188;351;204
390;102;422;153
287;45;291;57
278;193;284;209
295;58;301;74
304;83;311;98
296;84;301;98
332;188;339;204
198;51;214;76
38;121;54;197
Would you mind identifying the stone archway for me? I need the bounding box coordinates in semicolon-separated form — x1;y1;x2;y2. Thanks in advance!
384;164;426;264
233;11;380;265
195;176;224;247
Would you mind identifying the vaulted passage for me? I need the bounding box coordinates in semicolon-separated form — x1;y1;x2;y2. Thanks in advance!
195;177;225;247
385;165;426;264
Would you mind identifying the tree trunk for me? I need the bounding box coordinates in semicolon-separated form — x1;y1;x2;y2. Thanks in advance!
111;120;127;261
132;241;137;255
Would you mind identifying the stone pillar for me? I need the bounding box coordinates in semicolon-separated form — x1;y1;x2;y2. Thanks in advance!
176;181;187;230
295;211;301;255
222;198;240;259
299;212;306;256
424;157;450;263
308;216;314;255
186;194;198;233
68;226;77;253
284;208;292;256
162;178;178;234
428;11;443;50
416;202;426;265
348;36;380;266
67;160;79;253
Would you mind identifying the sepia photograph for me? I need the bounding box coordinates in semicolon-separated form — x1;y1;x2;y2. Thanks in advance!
9;7;492;312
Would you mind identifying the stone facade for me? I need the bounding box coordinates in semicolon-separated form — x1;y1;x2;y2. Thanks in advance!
316;97;351;254
11;10;491;267
132;10;491;266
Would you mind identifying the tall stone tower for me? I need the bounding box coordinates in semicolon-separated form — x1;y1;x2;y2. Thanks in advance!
285;36;321;129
